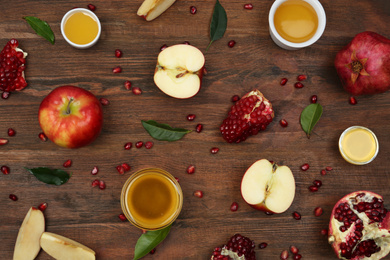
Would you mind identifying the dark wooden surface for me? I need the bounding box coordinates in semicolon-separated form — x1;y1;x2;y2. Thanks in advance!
1;0;390;259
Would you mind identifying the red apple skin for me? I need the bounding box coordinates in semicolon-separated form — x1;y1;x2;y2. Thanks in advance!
38;86;103;149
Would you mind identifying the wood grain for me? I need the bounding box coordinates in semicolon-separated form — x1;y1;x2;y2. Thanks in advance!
1;0;390;259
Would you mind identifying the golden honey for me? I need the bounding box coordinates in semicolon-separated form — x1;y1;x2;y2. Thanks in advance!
64;11;99;45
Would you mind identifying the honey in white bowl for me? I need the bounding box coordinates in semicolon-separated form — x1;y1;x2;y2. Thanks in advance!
64;11;99;45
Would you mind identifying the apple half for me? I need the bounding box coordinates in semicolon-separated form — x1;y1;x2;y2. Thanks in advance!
40;232;96;260
241;159;295;214
137;0;176;21
154;44;205;99
14;207;45;260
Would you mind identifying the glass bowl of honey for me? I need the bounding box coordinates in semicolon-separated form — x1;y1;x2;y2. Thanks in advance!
120;168;183;231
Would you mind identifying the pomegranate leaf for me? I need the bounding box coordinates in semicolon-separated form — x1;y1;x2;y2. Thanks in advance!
300;103;323;138
207;0;227;51
23;16;55;44
133;225;171;260
25;167;70;186
142;120;191;141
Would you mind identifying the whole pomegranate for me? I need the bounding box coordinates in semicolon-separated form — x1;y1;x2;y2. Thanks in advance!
335;31;390;95
211;234;256;260
328;191;390;259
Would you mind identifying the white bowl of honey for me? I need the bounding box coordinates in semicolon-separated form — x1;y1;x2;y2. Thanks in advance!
268;0;326;50
61;8;101;49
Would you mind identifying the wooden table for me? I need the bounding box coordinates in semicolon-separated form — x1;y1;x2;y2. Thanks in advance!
1;0;390;259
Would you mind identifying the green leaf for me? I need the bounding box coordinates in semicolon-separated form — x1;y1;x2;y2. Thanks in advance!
142;120;191;141
23;16;55;44
25;167;70;185
133;225;171;260
207;0;227;51
300;103;323;138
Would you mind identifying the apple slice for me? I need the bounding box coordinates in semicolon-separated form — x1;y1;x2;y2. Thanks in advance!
14;207;45;260
154;44;205;99
241;159;295;214
40;232;96;260
137;0;176;21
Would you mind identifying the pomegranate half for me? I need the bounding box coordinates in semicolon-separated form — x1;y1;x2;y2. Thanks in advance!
328;191;390;259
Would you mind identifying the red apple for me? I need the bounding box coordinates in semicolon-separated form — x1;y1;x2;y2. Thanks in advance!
38;86;103;148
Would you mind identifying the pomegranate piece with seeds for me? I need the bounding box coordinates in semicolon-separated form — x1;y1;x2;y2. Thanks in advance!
0;39;28;92
220;89;274;143
211;234;256;260
328;191;390;260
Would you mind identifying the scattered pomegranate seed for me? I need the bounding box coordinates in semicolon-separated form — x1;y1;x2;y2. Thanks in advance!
265;211;274;215
186;165;195;174
300;163;310;171
115;49;122;58
231;95;240;102
228;40;236;48
150;248;156;254
314;207;323;217
320;169;326;175
293;254;302;260
175;177;180;182
63;159;72;168
122;163;131;172
244;3;253;9
311;95;318;103
160;44;168;51
258;242;268;249
292;211;301;220
116;165;125;174
309;185;319;192
0;138;9;145
279;119;288;127
280;250;289;260
190;6;197;14
124;142;132;150
230;202;239;212
183;41;190;45
135;141;143;148
294;82;304;88
349;96;357;105
320;228;328;235
87;4;96;11
187;114;196;121
280;78;288;86
195;124;203;133
38;202;48;212
313;180;322;187
7;128;16;137
118;213;127;221
194;190;203;198
145;141;153;149
91;166;99;175
1;165;10;175
99;180;106;190
112;66;122;73
92;179;99;187
210;147;219;154
9;194;18;201
326;166;333;171
123;81;132;90
132;87;142;95
297;74;307;81
99;97;110;106
38;132;47;142
2;91;10;99
290;245;299;254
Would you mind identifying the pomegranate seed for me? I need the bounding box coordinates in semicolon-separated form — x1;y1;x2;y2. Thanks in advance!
320;169;326;175
230;202;239;212
132;87;142;95
290;245;299;254
311;95;318;103
145;141;153;149
259;242;268;249
228;40;236;48
87;4;96;11
280;250;289;260
124;142;132;150
300;163;310;171
195;124;203;133
314;207;323;217
115;49;122;58
124;80;132;90
231;95;240;102
309;185;318;192
99;180;106;190
187;114;196;121
112;66;122;73
160;44;168;51
293;254;302;260
183;41;190;45
313;180;322;187
190;6;197;14
175;177;179;182
265;211;274;215
294;82;304;88
1;165;10;175
38;132;47;142
38;202;48;212
297;74;307;81
116;165;125;175
63;159;72;168
9;194;18;201
99;97;110;106
118;213;127;221
186;165;195;174
326;166;333;171
194;190;203;198
349;96;357;105
292;211;301;220
210;147;219;154
279;119;288;127
7;128;16;137
92;179;99;187
91;166;99;175
244;3;253;9
0;138;9;145
320;228;328;235
122;163;131;172
280;78;288;86
2;91;10;99
135;141;143;148
150;248;156;254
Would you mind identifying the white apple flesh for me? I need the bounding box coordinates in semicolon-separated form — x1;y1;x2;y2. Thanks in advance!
241;159;295;214
40;232;95;260
13;207;45;260
137;0;176;21
154;44;205;99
